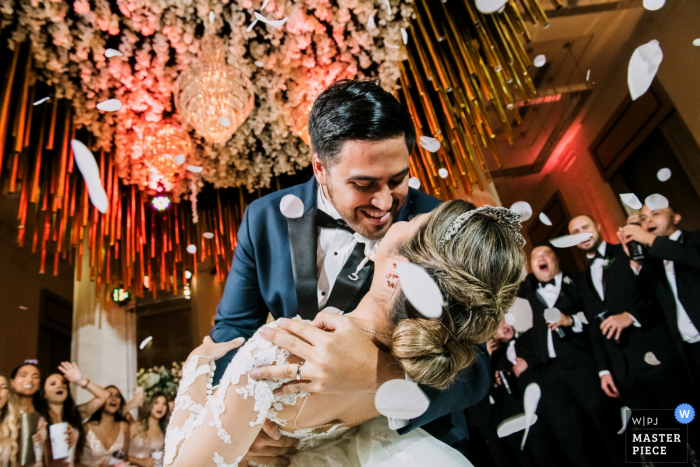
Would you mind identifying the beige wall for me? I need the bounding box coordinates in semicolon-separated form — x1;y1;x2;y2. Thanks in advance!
190;258;225;345
0;212;74;376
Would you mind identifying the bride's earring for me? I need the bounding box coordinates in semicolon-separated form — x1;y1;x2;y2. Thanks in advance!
386;273;399;289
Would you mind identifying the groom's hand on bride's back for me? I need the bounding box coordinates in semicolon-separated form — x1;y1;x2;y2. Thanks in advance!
251;314;403;395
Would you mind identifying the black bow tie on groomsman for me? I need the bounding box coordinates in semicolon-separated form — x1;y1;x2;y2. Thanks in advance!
587;251;604;266
539;279;556;288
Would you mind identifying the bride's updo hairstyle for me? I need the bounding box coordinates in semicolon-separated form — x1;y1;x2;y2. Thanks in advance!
390;200;525;390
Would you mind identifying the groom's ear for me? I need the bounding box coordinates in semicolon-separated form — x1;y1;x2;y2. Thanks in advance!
312;154;327;185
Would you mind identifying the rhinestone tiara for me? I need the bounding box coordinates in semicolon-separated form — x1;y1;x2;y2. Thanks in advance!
440;206;526;248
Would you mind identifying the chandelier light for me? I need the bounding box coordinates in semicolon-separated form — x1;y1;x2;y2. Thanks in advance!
176;34;255;144
142;122;191;181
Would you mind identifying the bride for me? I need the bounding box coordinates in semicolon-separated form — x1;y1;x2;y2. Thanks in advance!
164;200;525;467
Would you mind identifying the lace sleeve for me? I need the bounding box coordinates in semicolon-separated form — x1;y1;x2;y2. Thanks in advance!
165;323;307;467
164;355;215;465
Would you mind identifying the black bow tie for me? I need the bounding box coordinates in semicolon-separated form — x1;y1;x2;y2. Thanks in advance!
538;279;556;288
587;251;604;266
315;209;356;235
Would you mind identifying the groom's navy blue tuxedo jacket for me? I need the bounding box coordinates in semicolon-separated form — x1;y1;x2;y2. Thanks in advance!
210;177;490;443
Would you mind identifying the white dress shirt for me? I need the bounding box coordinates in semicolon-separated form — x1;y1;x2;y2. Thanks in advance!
536;272;583;358
663;230;700;343
587;242;608;301
315;186;378;309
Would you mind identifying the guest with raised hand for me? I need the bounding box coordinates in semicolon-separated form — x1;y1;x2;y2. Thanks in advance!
120;388;145;424
80;387;130;467
1;374;19;467
128;394;168;467
56;363;111;421
37;362;110;466
11;361;48;467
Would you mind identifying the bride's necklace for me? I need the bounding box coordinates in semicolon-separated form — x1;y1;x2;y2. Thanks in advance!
362;328;392;339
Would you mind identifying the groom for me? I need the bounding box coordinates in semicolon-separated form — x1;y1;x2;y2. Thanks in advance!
210;80;490;465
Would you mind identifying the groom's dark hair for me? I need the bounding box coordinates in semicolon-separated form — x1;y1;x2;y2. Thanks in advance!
308;79;416;166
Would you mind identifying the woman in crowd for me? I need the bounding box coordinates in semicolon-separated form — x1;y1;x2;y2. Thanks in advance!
10;363;41;418
1;374;19;467
38;362;110;466
128;394;168;467
11;362;47;467
80;387;130;467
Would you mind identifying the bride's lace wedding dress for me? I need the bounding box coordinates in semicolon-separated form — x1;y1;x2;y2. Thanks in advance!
164;321;473;467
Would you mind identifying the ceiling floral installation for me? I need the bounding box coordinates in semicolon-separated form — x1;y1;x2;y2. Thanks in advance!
0;0;410;197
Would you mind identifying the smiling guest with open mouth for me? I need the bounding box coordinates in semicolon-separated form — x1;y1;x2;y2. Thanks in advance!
38;362;111;467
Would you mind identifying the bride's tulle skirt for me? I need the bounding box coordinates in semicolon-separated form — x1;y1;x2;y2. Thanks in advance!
285;417;472;467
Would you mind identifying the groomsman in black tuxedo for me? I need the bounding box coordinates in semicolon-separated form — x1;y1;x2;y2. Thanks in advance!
568;215;689;413
516;245;622;467
619;203;700;389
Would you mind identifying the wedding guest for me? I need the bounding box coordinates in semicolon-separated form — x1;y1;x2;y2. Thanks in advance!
211;79;489;465
516;245;623;467
568;215;689;411
11;362;48;467
0;374;19;467
464;321;537;467
128;394;168;467
619;203;700;389
37;362;111;466
81;387;130;467
10;363;41;416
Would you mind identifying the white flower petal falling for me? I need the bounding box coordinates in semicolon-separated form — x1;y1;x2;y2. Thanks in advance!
475;0;508;14
539;212;552;226
620;193;643;210
643;0;665;11
550;233;594;249
628;40;663;101
419;136;441;153
645;193;669;210
408;177;421;190
656;168;671;182
510;201;532;222
254;11;288;28
71;140;109;213
279;194;305;219
396;263;443;319
96;99;122;112
375;379;430;419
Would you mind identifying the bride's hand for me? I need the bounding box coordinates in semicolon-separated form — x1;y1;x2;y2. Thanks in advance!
251;314;403;396
190;336;245;360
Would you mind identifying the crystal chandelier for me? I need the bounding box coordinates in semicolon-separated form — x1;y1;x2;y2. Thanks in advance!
176;35;255;144
142;122;191;180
